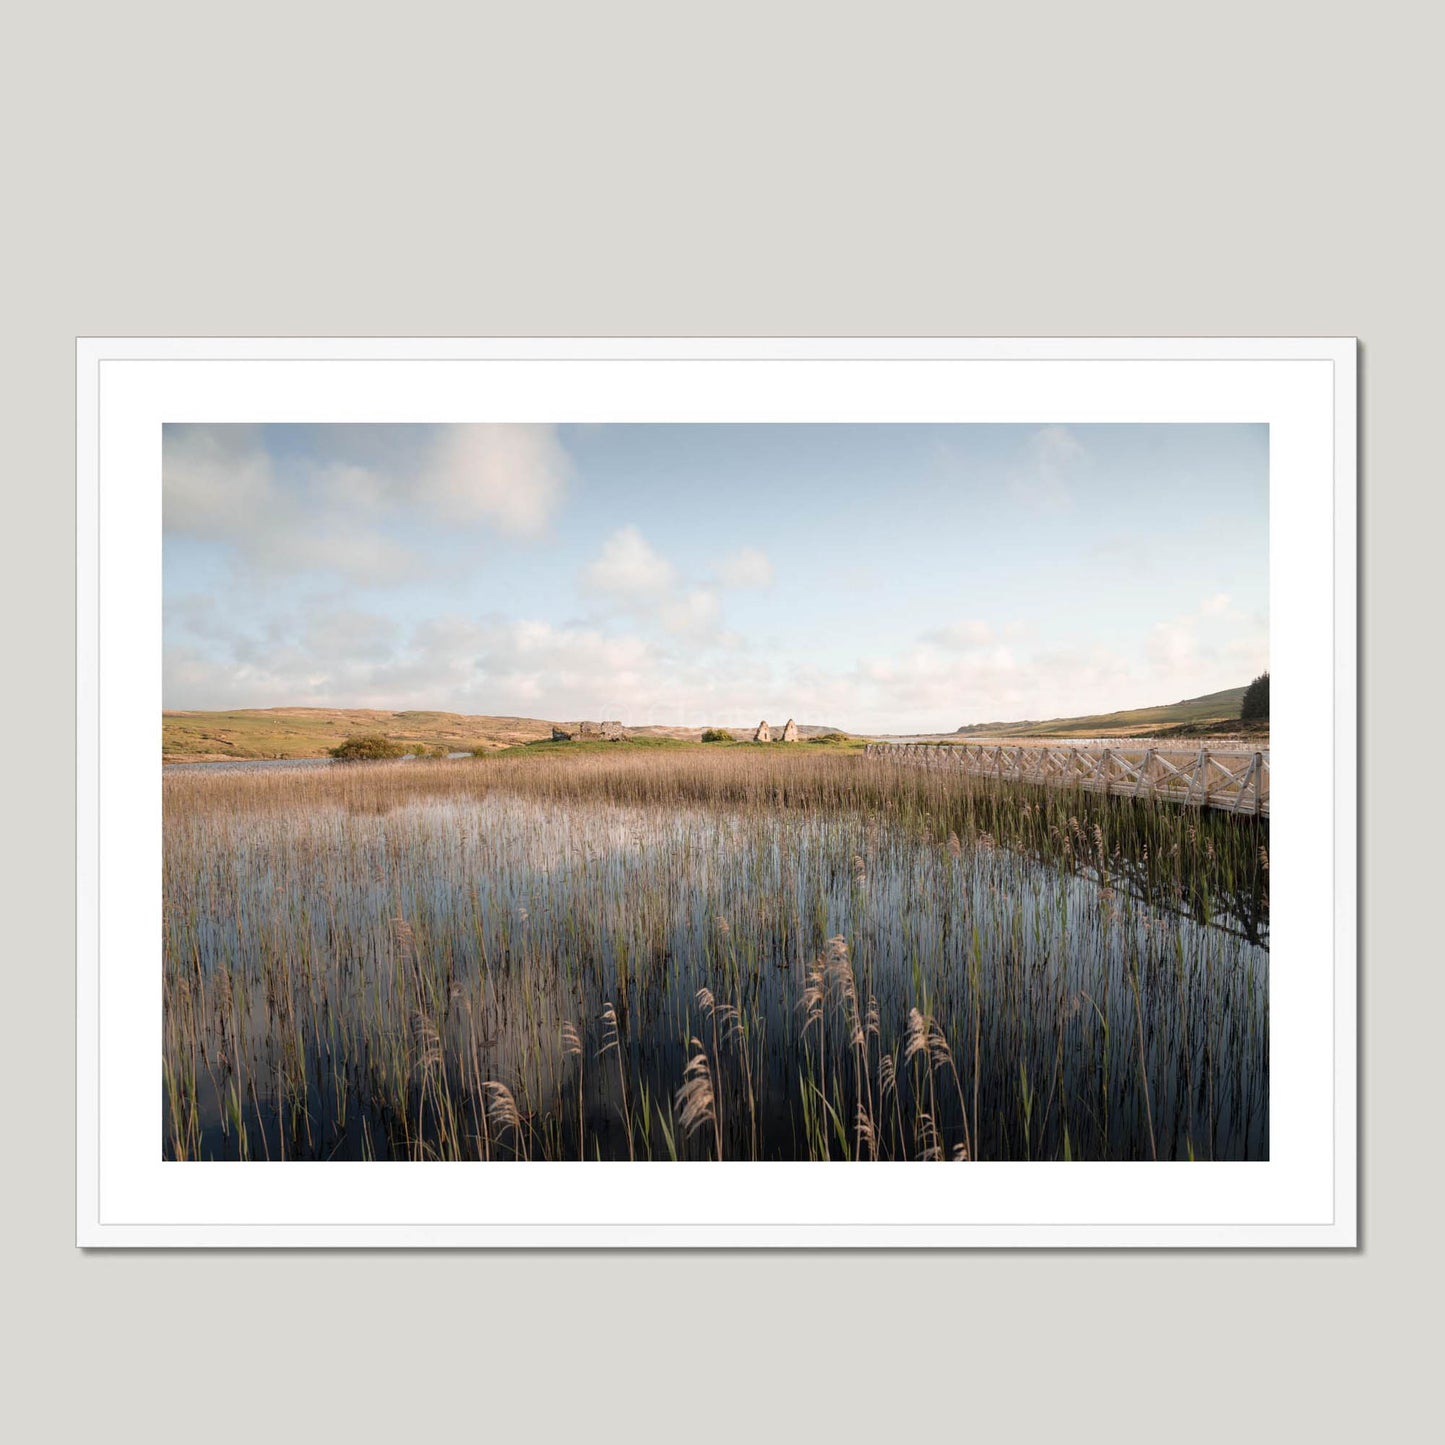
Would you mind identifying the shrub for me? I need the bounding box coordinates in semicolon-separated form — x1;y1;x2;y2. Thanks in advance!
701;728;734;743
809;732;852;744
328;734;406;761
1240;672;1270;722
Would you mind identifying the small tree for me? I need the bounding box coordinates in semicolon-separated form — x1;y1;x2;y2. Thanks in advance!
328;733;406;761
701;728;734;743
1240;671;1270;722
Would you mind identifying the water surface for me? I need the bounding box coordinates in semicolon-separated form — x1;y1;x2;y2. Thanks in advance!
164;789;1268;1161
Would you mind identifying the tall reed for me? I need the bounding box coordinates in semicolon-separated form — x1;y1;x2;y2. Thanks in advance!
163;749;1269;1161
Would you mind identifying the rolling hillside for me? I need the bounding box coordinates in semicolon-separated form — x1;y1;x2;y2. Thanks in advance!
950;685;1260;740
162;708;559;761
163;687;1261;761
162;708;843;760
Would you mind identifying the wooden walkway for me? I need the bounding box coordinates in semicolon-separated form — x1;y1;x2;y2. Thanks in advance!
864;741;1270;816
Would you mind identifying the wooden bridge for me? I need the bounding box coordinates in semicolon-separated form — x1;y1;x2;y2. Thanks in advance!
864;741;1269;816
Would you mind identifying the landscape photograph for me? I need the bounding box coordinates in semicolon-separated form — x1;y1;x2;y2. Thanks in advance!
162;421;1270;1163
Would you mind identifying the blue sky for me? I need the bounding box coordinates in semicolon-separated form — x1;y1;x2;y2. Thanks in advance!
163;422;1268;733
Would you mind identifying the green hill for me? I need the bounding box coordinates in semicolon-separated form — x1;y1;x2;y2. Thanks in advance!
952;685;1262;740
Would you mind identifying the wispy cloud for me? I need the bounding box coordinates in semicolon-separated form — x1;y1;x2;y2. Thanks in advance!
583;529;772;640
713;546;774;590
164;586;1267;733
163;423;569;582
583;526;678;600
922;619;994;649
1145;595;1267;695
163;425;279;537
1008;425;1085;514
662;587;723;636
419;425;568;536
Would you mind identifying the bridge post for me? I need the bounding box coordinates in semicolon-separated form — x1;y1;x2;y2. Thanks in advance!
1186;747;1209;806
1135;748;1154;800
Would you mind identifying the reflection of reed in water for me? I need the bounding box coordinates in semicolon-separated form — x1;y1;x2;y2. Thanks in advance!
163;751;1269;1162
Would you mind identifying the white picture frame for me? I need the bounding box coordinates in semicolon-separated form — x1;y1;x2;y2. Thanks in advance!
76;336;1357;1248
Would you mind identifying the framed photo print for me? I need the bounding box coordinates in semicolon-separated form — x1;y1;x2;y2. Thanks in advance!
77;337;1356;1246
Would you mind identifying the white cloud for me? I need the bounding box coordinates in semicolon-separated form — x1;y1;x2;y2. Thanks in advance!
662;587;723;636
163;424;569;582
583;526;678;599
164;585;1270;734
852;640;1025;723
163;426;278;537
165;431;420;582
1146;618;1198;670
923;619;994;649
297;608;403;662
1142;595;1268;705
164;602;773;724
714;547;774;590
582;529;732;642
418;425;567;536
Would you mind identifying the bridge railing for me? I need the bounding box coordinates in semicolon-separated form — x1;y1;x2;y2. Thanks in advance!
863;741;1269;815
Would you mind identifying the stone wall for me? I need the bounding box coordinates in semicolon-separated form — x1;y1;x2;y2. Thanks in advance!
575;720;627;741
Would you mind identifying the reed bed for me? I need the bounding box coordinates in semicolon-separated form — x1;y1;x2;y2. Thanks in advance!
163;748;1268;1161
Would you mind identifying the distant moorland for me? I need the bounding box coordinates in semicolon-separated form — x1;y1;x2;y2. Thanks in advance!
162;707;844;761
948;685;1266;741
162;684;1265;762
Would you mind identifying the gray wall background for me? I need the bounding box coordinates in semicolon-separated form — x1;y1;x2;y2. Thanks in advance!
4;2;1434;1440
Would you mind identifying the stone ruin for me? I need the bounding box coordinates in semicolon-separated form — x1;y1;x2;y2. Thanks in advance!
753;718;801;742
574;720;626;741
